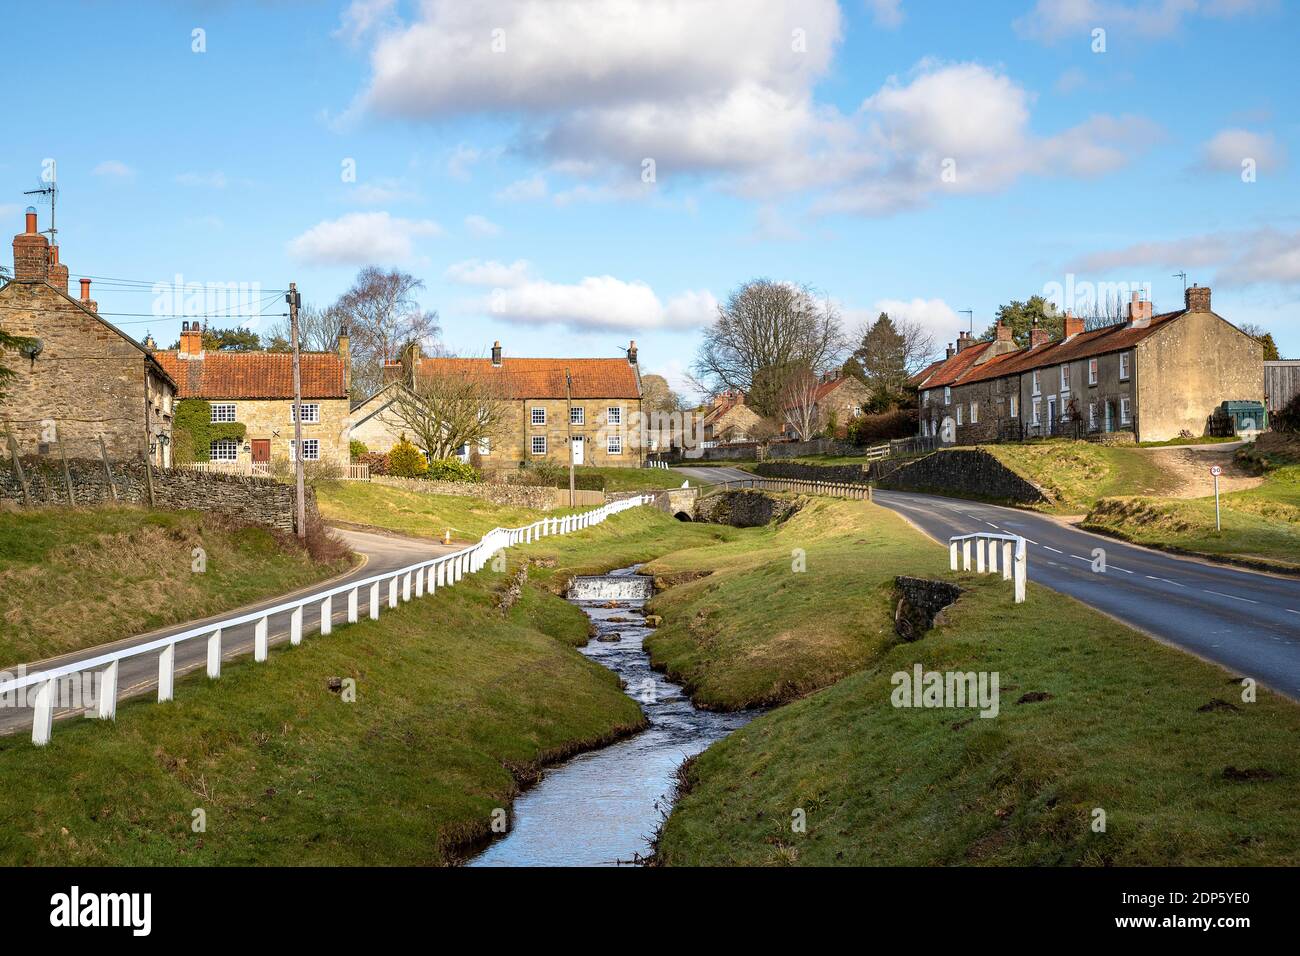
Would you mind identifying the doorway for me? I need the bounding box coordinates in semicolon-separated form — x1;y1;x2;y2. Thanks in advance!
1046;396;1057;436
571;435;584;465
251;439;270;464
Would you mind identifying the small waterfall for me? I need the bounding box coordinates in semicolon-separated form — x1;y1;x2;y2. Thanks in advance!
567;575;654;603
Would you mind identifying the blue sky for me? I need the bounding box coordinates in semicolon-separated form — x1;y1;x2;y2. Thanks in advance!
2;0;1296;397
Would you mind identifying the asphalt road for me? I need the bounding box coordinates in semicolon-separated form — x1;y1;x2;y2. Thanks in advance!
674;464;755;485
668;466;1300;699
0;527;455;739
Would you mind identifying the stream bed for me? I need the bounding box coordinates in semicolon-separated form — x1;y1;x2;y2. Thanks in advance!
469;567;754;866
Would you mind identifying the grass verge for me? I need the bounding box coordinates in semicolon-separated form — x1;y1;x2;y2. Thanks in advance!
0;507;715;865
654;507;1300;865
315;481;558;542
0;507;350;667
981;440;1178;513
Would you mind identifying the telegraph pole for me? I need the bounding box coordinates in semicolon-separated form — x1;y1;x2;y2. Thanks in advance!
565;367;576;508
288;283;306;539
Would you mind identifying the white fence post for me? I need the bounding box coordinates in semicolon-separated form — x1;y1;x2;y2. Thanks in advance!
254;615;269;662
207;629;222;678
98;660;119;720
320;595;333;635
962;539;972;572
369;582;381;619
1002;540;1013;581
32;678;55;746
348;587;359;623
1014;539;1027;604
402;571;412;603
427;565;436;594
415;567;424;597
388;575;399;608
976;538;986;574
949;541;959;571
290;604;304;646
987;539;998;575
158;644;175;701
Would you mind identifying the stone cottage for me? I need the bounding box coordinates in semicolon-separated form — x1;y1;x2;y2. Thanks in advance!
912;286;1264;445
0;208;177;465
153;322;351;468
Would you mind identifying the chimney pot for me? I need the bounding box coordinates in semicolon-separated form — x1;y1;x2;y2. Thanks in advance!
80;277;91;301
25;207;37;235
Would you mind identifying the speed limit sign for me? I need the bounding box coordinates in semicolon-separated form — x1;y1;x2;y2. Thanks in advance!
1210;465;1223;477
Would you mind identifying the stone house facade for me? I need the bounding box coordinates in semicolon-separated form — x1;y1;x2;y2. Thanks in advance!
153;322;351;468
702;391;764;444
372;340;645;472
0;209;177;465
913;286;1264;445
783;371;871;439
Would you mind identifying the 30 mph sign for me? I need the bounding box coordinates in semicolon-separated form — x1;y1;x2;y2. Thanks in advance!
1210;465;1223;477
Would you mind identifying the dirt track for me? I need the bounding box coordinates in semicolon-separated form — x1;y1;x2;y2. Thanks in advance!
1135;441;1262;498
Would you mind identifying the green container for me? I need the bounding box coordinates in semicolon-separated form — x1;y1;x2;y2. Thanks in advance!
1219;400;1268;433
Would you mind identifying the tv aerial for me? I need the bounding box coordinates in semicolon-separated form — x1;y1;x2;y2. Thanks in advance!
23;178;58;247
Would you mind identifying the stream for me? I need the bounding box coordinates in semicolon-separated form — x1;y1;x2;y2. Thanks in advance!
469;567;754;866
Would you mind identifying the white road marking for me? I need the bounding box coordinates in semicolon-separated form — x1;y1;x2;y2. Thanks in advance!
1146;575;1186;588
1042;546;1063;554
1069;554;1091;562
984;521;999;529
1111;566;1134;574
1202;589;1259;605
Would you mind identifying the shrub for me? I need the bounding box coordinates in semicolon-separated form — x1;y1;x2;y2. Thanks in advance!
357;451;389;476
847;408;917;444
387;436;428;478
425;457;480;482
1276;394;1300;434
349;439;368;461
173;399;246;463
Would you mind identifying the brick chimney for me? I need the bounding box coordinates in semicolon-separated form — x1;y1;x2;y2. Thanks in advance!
1185;284;1211;313
178;320;203;356
78;277;98;313
995;320;1013;343
1028;317;1050;348
627;339;638;365
400;341;421;386
12;207;49;281
955;330;974;352
338;323;351;393
491;340;502;367
1063;310;1084;339
1127;291;1153;329
945;343;955;360
47;245;69;294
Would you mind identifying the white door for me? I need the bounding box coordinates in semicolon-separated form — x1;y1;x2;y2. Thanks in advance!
571;436;584;465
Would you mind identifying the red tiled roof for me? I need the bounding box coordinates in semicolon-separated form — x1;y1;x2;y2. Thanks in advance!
956;312;1182;386
908;359;945;388
919;341;995;388
154;350;347;399
400;357;640;400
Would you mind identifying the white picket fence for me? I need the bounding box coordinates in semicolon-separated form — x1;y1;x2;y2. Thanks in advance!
949;532;1026;603
1;495;656;746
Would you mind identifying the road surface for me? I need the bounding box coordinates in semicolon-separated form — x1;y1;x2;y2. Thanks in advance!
0;527;456;738
673;466;1300;699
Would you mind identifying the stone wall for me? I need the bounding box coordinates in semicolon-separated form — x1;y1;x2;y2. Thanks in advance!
764;438;860;459
0;456;312;532
372;475;569;510
755;460;872;483
875;449;1050;505
695;489;801;527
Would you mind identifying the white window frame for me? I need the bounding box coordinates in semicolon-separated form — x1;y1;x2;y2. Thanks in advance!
1031;370;1041;396
211;403;236;423
1059;365;1070;393
478;436;491;456
607;406;622;426
943;386;952;405
1088;358;1098;386
570;406;585;426
1120;397;1132;425
956;404;964;426
1089;402;1098;429
1119;352;1131;381
531;435;547;456
1032;399;1041;426
531;407;547;426
209;438;238;461
923;391;930;406
970;401;979;424
1009;394;1018;419
290;402;320;424
289;439;320;462
608;434;623;455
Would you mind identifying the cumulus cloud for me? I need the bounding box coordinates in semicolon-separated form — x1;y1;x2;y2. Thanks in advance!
348;178;419;204
1071;228;1300;287
464;214;502;237
870;297;964;347
287;212;443;265
494;174;548;203
334;0;397;46
1015;0;1276;43
93;160;134;179
1197;128;1287;173
445;259;715;331
865;0;905;28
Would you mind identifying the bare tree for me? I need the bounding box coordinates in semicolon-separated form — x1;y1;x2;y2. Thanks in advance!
330;268;441;399
264;303;350;353
693;279;845;418
781;366;823;442
379;360;511;461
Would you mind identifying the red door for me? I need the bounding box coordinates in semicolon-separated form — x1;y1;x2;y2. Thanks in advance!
251;439;270;463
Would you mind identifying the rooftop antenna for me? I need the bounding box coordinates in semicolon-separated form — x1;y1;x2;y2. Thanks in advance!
959;309;974;333
1173;271;1187;294
23;178;58;247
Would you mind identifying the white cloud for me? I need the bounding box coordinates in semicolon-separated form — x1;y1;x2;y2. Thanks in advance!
175;170;228;188
445;259;532;287
1015;0;1275;43
93;160;134;179
348;178;419;204
464;214;501;237
865;0;905;28
871;297;964;346
494;174;548;202
1197;128;1286;173
287;212;443;265
335;0;397;46
447;144;486;181
446;259;716;331
1071;228;1300;287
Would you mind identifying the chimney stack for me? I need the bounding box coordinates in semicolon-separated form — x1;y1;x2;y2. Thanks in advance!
491;340;502;367
628;339;638;365
994;320;1013;343
1062;309;1084;340
47;245;69;295
338;323;351;393
400;341;421;386
945;344;955;360
1028;317;1050;348
1127;291;1153;328
178;320;203;356
955;330;973;352
78;277;98;313
1184;284;1211;313
12;207;49;281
